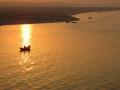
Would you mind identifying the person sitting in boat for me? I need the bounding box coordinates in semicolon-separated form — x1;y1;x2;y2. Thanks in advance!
28;45;31;48
24;45;31;48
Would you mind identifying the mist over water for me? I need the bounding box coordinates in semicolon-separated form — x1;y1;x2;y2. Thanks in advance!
0;11;120;89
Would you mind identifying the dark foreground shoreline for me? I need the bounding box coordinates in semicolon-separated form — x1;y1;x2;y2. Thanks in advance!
0;7;120;25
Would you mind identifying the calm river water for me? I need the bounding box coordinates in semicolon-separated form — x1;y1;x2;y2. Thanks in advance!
0;11;120;90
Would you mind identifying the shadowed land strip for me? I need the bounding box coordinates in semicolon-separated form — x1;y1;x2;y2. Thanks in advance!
0;7;120;25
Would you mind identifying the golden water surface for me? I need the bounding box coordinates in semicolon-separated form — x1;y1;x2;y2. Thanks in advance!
0;11;120;90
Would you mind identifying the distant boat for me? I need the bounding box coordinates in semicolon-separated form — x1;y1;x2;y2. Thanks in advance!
88;17;92;19
20;45;31;52
66;21;70;23
72;21;77;23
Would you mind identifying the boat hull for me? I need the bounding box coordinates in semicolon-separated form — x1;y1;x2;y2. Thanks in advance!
20;48;30;52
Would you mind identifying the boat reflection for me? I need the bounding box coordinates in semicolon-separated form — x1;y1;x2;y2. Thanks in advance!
20;24;32;52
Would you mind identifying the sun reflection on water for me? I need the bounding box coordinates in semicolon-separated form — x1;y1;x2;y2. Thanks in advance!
19;53;34;73
21;24;32;47
19;24;34;73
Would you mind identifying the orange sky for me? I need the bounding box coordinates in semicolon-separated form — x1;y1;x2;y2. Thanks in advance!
0;0;120;7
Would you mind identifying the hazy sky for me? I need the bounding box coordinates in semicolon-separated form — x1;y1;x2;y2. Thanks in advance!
0;0;120;7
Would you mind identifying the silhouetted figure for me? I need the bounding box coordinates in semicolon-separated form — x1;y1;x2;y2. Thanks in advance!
28;45;31;48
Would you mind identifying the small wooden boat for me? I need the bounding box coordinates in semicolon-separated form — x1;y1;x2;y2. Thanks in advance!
88;17;92;19
72;21;77;23
20;45;31;52
66;21;70;23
